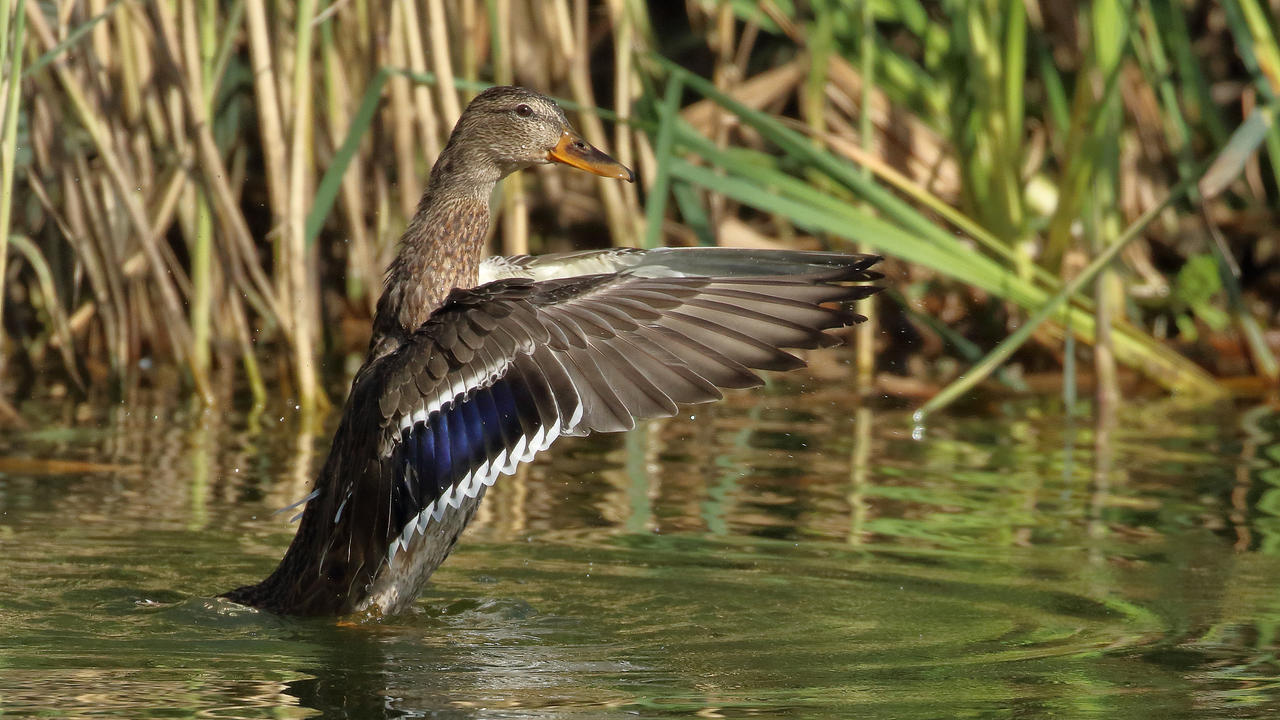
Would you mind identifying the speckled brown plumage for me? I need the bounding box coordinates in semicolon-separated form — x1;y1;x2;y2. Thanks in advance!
368;86;569;359
369;192;489;359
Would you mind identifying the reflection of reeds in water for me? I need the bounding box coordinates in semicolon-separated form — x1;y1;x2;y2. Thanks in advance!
466;376;870;545
4;2;1278;416
8;357;1261;567
3;382;1276;618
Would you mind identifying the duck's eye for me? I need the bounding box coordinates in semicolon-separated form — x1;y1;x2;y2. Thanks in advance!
515;104;534;118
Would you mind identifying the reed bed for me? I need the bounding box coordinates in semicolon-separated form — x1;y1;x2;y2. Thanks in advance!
1;1;1277;417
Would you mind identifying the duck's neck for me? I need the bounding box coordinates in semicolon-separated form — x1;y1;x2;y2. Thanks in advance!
369;150;502;358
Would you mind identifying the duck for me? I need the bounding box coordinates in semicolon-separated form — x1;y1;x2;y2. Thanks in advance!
222;86;883;617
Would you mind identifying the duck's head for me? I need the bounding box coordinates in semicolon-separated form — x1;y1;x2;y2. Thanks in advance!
439;86;635;184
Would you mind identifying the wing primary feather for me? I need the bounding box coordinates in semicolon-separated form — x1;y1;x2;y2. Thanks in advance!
658;311;805;372
553;303;622;338
592;296;660;323
607;287;700;309
601;335;722;405
557;344;636;432
638;325;765;389
580;299;640;331
681;297;839;347
535;309;577;349
590;340;679;417
480;321;522;357
699;278;865;304
540;308;597;348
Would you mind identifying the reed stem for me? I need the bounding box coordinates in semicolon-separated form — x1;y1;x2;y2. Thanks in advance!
854;0;876;390
286;0;326;417
0;0;26;357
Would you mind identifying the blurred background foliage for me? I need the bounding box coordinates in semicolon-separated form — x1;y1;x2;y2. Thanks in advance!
1;0;1278;417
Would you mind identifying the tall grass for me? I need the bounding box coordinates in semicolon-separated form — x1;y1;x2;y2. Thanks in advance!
0;0;27;364
2;1;1276;414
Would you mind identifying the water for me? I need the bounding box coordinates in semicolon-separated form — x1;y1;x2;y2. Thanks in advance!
2;371;1279;718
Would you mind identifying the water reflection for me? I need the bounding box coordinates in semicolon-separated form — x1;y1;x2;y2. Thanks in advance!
282;624;436;719
0;382;1278;717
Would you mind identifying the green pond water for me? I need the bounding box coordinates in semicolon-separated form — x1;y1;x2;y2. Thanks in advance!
2;368;1279;718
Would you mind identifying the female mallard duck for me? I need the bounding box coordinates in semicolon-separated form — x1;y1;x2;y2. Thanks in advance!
223;86;882;617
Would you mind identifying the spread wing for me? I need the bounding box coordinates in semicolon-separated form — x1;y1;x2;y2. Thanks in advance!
373;252;878;547
286;250;880;614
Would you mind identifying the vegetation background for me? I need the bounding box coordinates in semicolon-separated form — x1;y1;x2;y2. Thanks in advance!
1;0;1278;421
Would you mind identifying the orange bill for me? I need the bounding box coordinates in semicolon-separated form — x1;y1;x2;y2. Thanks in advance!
547;130;635;182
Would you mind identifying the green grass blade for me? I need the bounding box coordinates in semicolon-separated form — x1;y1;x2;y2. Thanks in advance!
1200;103;1276;199
1221;0;1280;201
305;67;391;248
1148;0;1229;145
658;56;995;258
670;181;713;246
642;76;683;249
1033;35;1070;133
1231;0;1280;94
916;160;1220;421
664;88;1222;397
668;154;987;277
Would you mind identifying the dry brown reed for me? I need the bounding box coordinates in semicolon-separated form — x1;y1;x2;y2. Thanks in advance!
5;0;659;412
